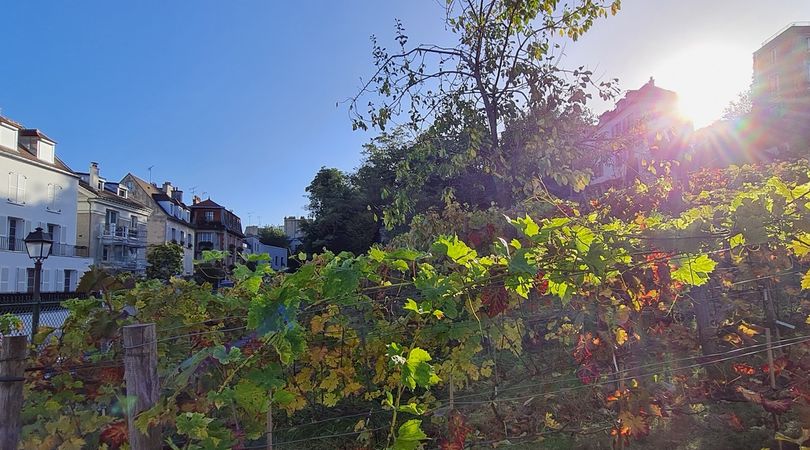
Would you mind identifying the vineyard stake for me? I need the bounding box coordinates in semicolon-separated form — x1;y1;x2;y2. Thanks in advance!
123;323;161;450
0;335;27;450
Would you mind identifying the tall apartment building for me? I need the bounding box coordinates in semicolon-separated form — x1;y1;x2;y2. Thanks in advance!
190;197;244;267
0;116;92;293
753;22;810;105
76;163;152;275
120;175;196;275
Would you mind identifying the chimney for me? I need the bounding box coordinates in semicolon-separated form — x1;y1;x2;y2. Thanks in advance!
171;189;183;203
162;181;173;195
193;195;201;205
245;225;259;236
89;162;100;190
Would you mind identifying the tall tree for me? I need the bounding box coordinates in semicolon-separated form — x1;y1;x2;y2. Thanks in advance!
257;226;289;249
351;0;620;211
722;86;753;121
146;243;184;281
302;168;379;255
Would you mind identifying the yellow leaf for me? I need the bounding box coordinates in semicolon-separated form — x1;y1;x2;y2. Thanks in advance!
738;323;759;338
310;315;326;334
615;327;628;346
544;412;562;430
802;269;810;290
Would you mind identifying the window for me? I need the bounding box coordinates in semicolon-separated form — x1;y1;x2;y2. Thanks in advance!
198;232;214;242
131;216;138;229
806;36;810;50
106;209;118;226
180;230;185;244
0;124;16;150
171;228;177;241
205;211;214;221
102;246;109;261
117;186;128;198
7;172;26;204
7;218;21;251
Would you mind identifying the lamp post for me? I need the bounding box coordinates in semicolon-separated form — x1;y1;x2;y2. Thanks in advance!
24;227;53;341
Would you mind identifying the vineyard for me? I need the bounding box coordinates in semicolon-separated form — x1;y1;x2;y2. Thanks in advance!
0;160;808;449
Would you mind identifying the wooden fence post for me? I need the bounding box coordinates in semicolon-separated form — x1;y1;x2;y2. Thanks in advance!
0;335;27;450
123;324;161;450
266;403;273;450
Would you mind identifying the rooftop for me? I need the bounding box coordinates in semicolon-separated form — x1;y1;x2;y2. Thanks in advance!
759;21;810;48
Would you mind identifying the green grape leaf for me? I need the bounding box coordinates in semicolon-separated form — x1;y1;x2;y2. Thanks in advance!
671;254;716;286
393;419;428;450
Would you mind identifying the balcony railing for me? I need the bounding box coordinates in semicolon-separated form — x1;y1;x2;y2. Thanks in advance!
0;236;89;258
101;256;147;271
99;223;147;245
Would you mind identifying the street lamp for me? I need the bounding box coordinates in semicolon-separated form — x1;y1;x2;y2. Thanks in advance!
24;227;52;340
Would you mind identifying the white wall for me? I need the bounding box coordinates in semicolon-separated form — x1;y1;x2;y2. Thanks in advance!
0;154;92;292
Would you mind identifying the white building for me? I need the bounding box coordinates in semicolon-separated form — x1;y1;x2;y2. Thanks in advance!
590;78;693;190
243;226;287;271
0;116;93;293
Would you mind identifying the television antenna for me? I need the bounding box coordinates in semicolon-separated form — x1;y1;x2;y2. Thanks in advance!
147;165;155;184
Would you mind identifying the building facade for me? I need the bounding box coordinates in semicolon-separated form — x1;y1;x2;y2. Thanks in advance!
120;175;196;275
283;216;306;251
190;198;244;267
76;163;152;275
753;22;810;105
0;116;92;293
243;226;287;271
590;78;692;190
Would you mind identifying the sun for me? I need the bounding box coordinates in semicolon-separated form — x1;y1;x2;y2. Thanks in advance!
652;43;752;128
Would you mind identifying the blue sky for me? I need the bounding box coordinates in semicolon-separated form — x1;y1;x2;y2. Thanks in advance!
0;1;803;226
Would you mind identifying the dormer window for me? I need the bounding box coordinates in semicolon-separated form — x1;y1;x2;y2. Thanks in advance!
117;186;128;198
0;123;17;150
38;141;55;164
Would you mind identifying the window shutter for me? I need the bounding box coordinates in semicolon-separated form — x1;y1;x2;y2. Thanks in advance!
18;175;26;204
8;172;16;201
56;269;64;292
47;184;54;208
61;226;67;245
0;267;8;292
0;216;6;237
24;220;31;237
41;269;49;291
16;268;26;292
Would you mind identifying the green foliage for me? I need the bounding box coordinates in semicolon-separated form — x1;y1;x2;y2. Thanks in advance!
0;313;23;335
146;242;184;281
257;226;290;249
19;160;810;450
302;167;380;254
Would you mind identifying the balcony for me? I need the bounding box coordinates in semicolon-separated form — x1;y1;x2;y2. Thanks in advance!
99;223;147;246
0;236;89;258
100;256;147;271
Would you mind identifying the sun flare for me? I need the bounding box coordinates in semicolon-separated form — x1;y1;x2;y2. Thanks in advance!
652;43;752;128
